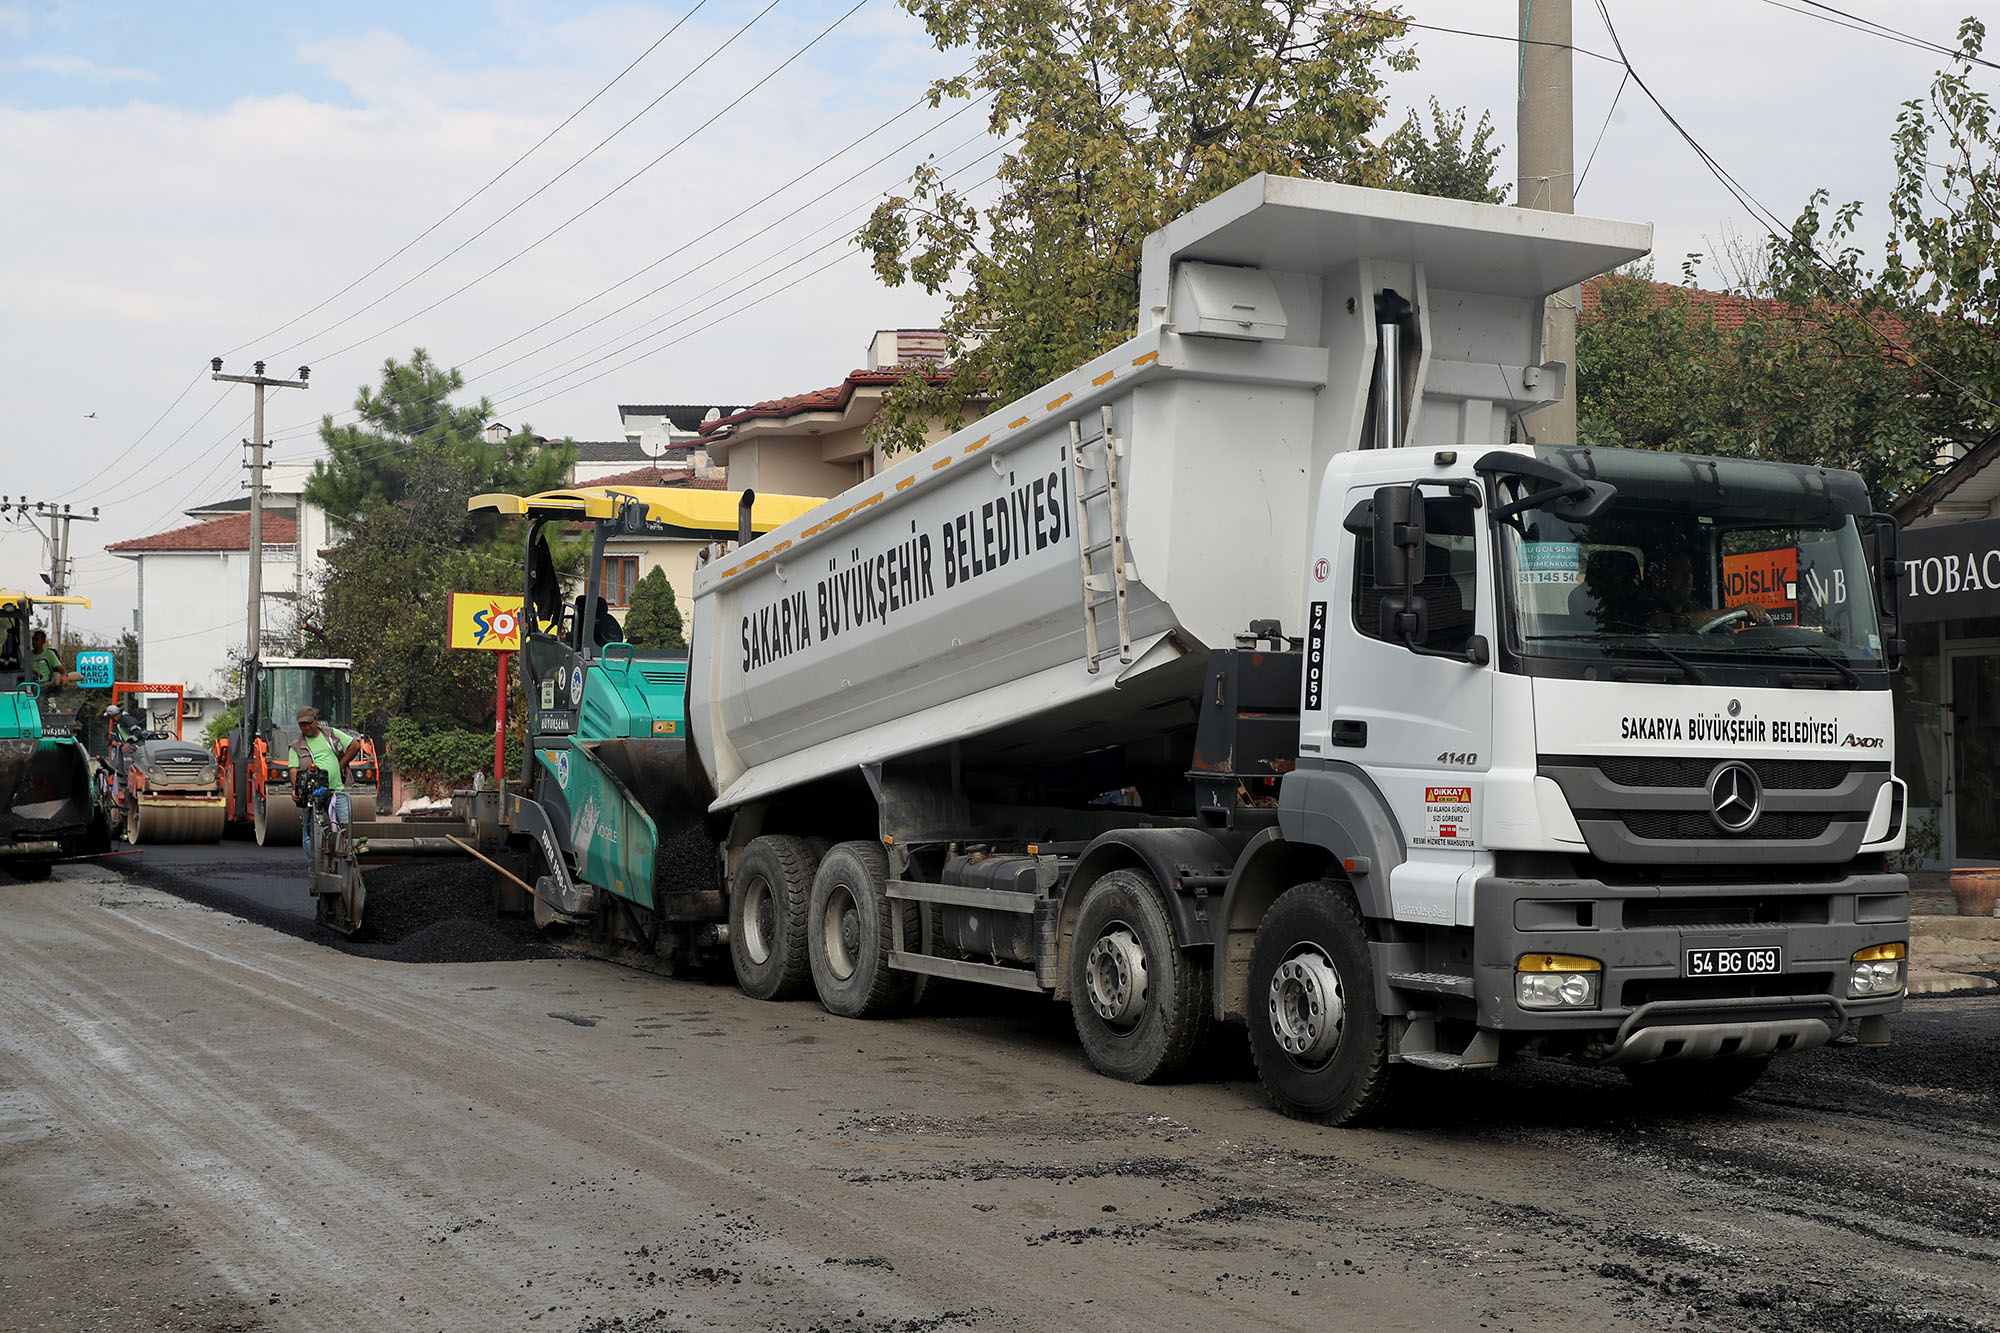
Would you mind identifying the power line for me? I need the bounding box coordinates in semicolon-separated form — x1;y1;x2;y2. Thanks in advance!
1575;68;1629;198
292;0;874;369
272;0;787;362
1754;0;2000;71
260;87;993;450
277;148;1009;482
87;393;243;510
57;368;206;503
227;0;719;357
1591;0;2000;416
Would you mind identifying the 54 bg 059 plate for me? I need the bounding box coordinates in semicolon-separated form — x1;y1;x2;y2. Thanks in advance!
1685;946;1782;977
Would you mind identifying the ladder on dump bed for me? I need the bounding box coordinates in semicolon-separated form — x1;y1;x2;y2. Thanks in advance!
1070;406;1134;672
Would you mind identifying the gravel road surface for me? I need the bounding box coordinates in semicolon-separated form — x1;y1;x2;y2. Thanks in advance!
2;865;1995;1332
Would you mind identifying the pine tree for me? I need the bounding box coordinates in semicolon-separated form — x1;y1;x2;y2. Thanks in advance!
624;566;686;651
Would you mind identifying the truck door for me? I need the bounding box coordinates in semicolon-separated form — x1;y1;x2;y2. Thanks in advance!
1321;485;1493;926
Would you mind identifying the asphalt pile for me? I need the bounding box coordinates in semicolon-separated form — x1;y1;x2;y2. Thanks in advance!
340;861;558;965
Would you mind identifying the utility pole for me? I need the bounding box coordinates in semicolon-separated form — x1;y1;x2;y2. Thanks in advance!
1;499;100;646
1518;0;1576;445
210;359;309;668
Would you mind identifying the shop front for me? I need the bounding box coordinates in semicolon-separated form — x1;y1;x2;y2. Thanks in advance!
1893;513;2000;867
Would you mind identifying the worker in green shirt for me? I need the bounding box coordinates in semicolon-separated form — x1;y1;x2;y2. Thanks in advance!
28;629;73;688
290;705;362;865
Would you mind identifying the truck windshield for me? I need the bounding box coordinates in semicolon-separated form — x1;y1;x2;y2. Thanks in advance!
1494;449;1887;679
262;667;352;730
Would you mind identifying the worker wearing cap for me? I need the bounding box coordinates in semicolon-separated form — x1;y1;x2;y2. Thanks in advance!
291;705;362;864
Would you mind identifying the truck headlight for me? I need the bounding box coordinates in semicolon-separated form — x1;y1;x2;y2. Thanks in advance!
1848;942;1907;997
1517;954;1602;1009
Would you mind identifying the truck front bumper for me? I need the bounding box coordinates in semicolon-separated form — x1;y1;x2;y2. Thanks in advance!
1470;868;1908;1061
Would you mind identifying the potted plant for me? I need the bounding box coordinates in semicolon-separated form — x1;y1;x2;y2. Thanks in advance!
1948;867;2000;916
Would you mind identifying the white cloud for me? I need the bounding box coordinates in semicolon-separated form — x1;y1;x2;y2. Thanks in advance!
13;51;160;83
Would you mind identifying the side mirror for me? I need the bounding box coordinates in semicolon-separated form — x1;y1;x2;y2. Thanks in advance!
1372;484;1425;592
1868;512;1904;671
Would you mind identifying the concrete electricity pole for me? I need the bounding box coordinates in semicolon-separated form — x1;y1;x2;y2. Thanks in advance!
210;359;309;668
1;500;100;645
1518;0;1576;445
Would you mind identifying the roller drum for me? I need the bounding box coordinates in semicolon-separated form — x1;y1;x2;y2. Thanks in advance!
255;786;302;846
129;800;226;844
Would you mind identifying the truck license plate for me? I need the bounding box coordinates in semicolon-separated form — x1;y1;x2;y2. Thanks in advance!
1684;946;1782;977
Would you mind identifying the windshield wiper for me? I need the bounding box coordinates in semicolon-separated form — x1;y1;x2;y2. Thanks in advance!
1772;641;1862;688
1525;633;1707;683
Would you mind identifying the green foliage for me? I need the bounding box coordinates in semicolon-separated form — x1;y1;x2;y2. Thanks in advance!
203;704;242;748
858;1;1499;454
1384;98;1506;205
622;566;686;651
304;504;524;732
303;350;578;734
1581;26;1998;502
305;350;572;524
382;717;512;798
1576;268;1939;498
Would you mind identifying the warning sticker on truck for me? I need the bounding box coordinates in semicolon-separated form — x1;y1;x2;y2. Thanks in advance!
1414;785;1474;848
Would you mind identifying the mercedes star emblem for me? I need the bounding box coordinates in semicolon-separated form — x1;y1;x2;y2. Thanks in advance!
1707;761;1762;832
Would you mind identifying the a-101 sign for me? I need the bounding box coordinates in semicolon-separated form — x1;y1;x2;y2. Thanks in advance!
74;650;115;689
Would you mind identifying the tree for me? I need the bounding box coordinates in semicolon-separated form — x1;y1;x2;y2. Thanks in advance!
623;566;686;651
1579;22;1995;501
1577;266;1941;498
1384;98;1506;205
305;350;570;522
857;1;1500;453
302;352;575;733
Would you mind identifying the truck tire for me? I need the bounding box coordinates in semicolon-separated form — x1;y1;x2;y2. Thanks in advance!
729;835;818;1001
6;858;54;883
1067;869;1209;1083
1622;1058;1768;1105
1246;881;1396;1126
807;840;913;1019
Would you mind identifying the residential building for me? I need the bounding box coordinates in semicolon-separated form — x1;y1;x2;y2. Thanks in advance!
103;460;330;732
695;329;962;499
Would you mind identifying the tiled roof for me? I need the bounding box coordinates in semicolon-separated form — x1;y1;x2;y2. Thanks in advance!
107;512;299;555
699;368;932;437
1581;275;1910;342
590;464;728;490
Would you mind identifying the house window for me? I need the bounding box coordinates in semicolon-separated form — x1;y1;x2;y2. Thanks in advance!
601;555;641;608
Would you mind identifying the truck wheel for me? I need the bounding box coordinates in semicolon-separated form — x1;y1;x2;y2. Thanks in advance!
1246;881;1396;1126
729;835;818;1001
1622;1058;1769;1106
1068;869;1209;1083
807;840;913;1019
7;859;54;882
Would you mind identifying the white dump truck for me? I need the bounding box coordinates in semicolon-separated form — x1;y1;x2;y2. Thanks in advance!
676;176;1911;1122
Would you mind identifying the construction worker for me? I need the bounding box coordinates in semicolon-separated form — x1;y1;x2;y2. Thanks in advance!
27;629;73;688
291;705;363;865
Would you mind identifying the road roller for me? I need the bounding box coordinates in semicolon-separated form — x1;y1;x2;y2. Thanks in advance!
101;733;226;843
214;656;378;845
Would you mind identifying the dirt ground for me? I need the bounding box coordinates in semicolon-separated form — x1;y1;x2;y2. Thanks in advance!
2;865;1996;1332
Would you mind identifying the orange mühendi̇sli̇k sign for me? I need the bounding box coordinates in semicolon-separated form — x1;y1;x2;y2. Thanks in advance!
1722;547;1798;625
448;593;525;651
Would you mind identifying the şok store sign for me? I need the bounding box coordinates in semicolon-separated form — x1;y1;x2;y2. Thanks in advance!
1899;516;2000;624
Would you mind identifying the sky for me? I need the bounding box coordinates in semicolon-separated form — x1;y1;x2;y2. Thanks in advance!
1;0;1988;638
